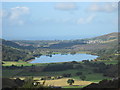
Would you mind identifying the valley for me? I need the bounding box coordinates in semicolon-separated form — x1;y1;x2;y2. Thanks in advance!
1;32;119;89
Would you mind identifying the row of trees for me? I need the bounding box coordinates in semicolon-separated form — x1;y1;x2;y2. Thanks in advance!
43;63;83;71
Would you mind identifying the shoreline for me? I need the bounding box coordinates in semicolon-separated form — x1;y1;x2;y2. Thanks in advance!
2;52;98;66
27;53;98;64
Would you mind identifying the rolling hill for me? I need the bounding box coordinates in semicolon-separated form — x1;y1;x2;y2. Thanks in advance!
2;32;119;62
2;39;35;50
10;32;119;50
2;39;35;61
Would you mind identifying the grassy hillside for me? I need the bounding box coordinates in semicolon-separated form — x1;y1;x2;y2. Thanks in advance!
2;45;27;61
2;40;37;62
2;39;35;50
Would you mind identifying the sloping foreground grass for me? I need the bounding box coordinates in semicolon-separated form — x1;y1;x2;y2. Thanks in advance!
11;77;92;88
37;78;92;87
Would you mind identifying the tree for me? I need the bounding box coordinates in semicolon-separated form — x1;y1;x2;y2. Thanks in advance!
67;79;74;85
80;75;86;81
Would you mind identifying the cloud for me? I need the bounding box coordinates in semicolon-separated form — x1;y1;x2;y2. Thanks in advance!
9;6;29;20
2;6;30;25
77;14;96;24
88;3;117;13
55;3;78;11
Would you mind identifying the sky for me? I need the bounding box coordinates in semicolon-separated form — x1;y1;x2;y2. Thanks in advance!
1;2;118;40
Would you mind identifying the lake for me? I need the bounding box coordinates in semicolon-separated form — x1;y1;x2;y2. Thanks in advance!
30;53;98;63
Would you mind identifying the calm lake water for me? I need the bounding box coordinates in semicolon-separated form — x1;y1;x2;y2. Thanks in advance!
30;53;98;63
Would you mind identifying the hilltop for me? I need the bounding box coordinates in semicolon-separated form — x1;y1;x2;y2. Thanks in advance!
89;32;118;41
83;32;118;44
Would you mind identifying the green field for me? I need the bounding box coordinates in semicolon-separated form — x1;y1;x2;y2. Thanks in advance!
2;62;112;82
2;59;117;89
2;60;49;66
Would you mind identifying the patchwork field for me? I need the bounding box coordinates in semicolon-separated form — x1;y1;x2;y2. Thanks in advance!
11;77;92;87
39;78;92;87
